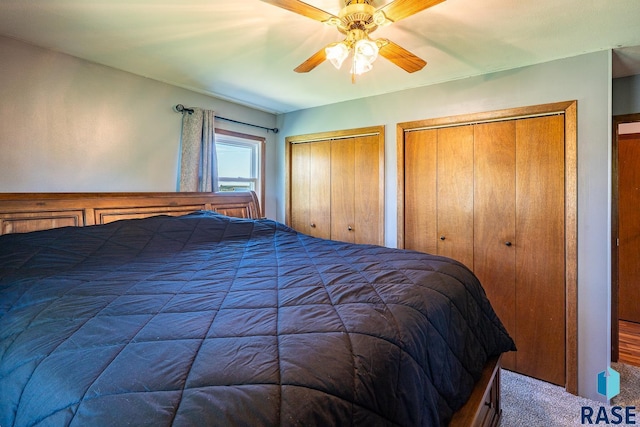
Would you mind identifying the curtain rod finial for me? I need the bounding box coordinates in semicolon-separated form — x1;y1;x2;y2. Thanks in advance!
174;104;194;114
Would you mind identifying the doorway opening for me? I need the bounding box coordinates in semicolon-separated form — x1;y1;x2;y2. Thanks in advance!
612;113;640;368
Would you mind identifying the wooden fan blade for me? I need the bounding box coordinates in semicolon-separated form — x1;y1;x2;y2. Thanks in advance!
378;39;427;73
260;0;337;22
378;0;445;23
294;47;327;73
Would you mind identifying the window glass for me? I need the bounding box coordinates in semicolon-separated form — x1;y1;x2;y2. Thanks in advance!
215;131;264;210
217;143;253;178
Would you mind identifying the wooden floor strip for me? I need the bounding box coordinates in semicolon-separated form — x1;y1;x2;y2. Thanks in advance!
619;320;640;367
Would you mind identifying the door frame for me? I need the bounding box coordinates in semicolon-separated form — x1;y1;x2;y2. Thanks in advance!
611;112;640;362
396;100;578;395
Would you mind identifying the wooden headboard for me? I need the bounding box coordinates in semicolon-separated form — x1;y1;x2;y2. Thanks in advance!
0;191;261;235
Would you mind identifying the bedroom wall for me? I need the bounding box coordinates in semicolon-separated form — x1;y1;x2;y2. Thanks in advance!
0;35;279;218
0;32;616;402
277;50;613;402
613;74;640;114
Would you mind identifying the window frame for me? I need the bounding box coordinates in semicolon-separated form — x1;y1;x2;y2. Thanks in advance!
215;129;265;216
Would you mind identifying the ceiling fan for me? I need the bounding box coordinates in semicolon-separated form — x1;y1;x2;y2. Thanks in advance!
260;0;445;81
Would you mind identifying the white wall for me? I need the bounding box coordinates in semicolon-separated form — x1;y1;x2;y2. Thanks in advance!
0;36;279;218
277;51;613;401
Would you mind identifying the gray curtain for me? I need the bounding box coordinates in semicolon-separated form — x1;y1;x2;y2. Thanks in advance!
179;108;218;192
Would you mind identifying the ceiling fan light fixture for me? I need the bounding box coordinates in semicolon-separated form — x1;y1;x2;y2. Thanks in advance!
355;38;379;63
351;38;379;75
261;0;433;77
351;55;374;75
325;42;350;69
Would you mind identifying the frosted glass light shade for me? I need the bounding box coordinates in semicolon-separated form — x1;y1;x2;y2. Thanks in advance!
351;39;379;75
355;39;379;62
325;43;349;69
352;55;373;75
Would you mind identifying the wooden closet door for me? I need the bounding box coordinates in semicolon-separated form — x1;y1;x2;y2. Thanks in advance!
331;138;356;243
515;115;565;386
437;125;474;269
330;135;382;244
354;135;382;245
290;141;331;239
399;107;573;388
309;141;331;239
404;129;438;254
473;121;517;370
619;133;640;324
290;143;311;234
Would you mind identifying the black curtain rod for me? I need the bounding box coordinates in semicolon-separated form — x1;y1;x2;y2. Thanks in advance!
174;104;279;134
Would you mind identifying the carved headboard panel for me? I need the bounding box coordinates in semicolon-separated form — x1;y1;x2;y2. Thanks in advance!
0;191;261;235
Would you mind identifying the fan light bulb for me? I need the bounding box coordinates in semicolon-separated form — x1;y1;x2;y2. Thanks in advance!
325;43;349;70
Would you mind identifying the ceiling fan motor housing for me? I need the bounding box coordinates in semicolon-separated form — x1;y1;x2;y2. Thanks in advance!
338;1;379;34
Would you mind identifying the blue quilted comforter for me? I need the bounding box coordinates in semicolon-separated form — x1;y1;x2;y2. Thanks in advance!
0;212;514;426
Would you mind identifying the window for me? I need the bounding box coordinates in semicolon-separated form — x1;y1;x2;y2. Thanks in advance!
215;129;265;212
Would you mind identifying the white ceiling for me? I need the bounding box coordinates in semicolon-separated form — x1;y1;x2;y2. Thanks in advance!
1;0;640;114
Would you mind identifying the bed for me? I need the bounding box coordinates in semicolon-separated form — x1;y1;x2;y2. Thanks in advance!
0;191;515;427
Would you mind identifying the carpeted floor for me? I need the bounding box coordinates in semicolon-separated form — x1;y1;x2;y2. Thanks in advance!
499;362;640;426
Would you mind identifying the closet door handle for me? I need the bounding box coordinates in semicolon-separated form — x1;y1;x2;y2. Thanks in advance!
505;241;512;246
440;235;446;241
310;223;316;228
348;225;353;231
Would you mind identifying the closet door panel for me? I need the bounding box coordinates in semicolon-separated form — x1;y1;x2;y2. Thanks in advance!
404;130;438;254
473;121;517;369
399;109;570;386
515;115;566;386
291;143;311;235
331;138;356;243
354;135;381;245
309;141;332;239
437;125;474;268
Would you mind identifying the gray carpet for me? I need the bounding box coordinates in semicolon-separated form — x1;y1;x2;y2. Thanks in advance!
499;362;640;426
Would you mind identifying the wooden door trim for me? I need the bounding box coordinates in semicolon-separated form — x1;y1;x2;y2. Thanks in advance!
611;112;640;362
285;125;385;244
397;100;578;395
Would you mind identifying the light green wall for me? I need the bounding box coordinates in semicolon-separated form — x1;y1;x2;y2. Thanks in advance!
613;74;640;115
0;36;279;218
278;51;613;401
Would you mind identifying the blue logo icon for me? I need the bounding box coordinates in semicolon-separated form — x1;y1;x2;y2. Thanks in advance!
597;367;620;399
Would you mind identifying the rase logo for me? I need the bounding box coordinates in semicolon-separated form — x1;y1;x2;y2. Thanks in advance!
598;367;621;399
580;367;636;425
